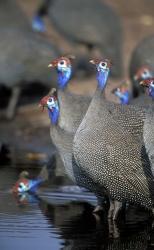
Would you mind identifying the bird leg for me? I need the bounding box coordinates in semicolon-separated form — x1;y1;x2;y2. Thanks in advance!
93;195;108;213
108;200;115;219
113;200;123;221
108;200;123;221
93;205;103;213
6;86;21;119
108;218;120;238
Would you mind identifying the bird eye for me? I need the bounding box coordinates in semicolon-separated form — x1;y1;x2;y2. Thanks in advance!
58;60;67;67
47;97;55;107
18;182;26;190
48;97;54;103
99;61;107;69
142;70;149;77
60;60;64;65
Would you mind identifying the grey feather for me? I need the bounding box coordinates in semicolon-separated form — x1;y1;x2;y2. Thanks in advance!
73;86;154;209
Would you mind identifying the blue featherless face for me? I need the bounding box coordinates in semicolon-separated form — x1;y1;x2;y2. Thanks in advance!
114;89;130;104
47;96;59;124
39;93;59;124
134;66;152;82
48;56;75;89
90;59;111;90
113;81;130;104
149;82;154;99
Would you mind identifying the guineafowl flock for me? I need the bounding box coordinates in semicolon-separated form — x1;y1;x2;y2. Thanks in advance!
32;0;123;78
40;51;154;222
1;0;154;233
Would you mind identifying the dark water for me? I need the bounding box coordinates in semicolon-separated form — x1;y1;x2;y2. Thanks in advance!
0;166;154;250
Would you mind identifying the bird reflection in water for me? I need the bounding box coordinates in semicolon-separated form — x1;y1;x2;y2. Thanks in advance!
12;188;154;248
38;199;153;249
12;191;40;206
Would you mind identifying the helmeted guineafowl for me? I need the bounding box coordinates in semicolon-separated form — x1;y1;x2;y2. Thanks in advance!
112;77;153;106
73;58;154;220
32;0;123;78
129;35;154;97
112;81;131;105
139;79;154;179
140;79;154;101
40;56;107;211
113;78;154;186
0;0;58;119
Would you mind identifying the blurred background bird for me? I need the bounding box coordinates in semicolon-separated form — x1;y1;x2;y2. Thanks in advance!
12;165;49;194
32;0;123;78
140;78;154;100
112;80;131;104
129;36;154;98
0;0;58;120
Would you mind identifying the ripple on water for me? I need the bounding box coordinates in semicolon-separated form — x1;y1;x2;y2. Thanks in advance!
0;167;153;250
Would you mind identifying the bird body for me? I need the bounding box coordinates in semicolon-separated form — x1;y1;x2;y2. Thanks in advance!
40;56;107;208
113;79;154;194
33;0;123;77
0;28;57;89
0;0;58;119
41;93;106;205
73;59;154;217
0;0;30;31
0;0;57;87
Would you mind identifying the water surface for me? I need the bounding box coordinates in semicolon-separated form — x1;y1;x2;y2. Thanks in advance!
0;166;154;250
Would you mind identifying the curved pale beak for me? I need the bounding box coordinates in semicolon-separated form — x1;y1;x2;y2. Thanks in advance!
139;80;149;87
139;80;144;85
48;63;53;68
89;59;96;65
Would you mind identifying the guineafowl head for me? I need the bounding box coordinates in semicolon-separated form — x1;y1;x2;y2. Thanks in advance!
17;180;29;193
48;55;75;89
90;59;111;90
140;78;154;99
112;81;130;104
39;90;59;124
134;66;152;82
12;177;29;193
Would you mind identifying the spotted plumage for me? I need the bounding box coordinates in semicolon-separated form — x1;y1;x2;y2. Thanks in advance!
73;58;154;219
41;56;107;209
